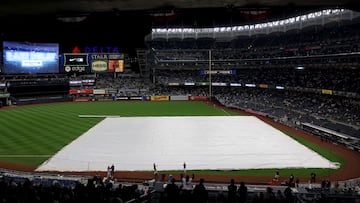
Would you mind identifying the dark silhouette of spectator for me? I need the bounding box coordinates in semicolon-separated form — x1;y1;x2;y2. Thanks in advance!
153;163;158;180
295;177;300;188
111;164;115;177
193;178;208;203
276;189;285;203
164;178;179;203
326;179;331;190
227;179;237;203
216;191;226;203
264;187;276;203
284;186;293;203
238;181;247;203
252;192;264;203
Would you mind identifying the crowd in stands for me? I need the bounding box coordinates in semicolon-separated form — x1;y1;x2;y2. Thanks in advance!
94;73;152;97
154;68;360;93
148;66;360;139
2;166;360;203
0;174;148;203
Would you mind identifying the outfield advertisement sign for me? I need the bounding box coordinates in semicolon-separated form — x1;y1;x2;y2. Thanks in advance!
189;96;208;101
115;96;144;101
93;89;106;94
69;89;94;95
322;89;333;95
150;96;169;101
170;95;188;101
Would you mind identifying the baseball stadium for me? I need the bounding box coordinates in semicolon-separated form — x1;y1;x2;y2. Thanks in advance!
0;1;360;202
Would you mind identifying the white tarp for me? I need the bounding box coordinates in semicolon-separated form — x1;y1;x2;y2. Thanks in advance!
36;116;339;172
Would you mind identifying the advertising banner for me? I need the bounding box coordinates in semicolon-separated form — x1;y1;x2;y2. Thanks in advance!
108;53;125;60
115;96;143;100
129;96;143;100
69;81;82;86
188;96;208;101
116;96;129;100
108;60;124;72
200;70;233;75
197;82;209;86
151;96;170;101
62;66;91;74
69;89;94;95
91;60;108;73
170;95;188;101
63;54;89;66
106;89;117;94
212;82;227;86
259;84;269;89
0;83;6;89
0;93;10;98
321;89;333;95
93;89;106;94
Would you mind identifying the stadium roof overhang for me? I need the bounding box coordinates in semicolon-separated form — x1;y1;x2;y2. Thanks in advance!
0;0;358;17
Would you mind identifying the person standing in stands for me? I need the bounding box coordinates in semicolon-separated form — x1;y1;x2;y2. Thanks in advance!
180;173;194;202
193;178;208;203
164;178;179;203
228;179;237;203
238;181;248;203
111;164;115;177
183;162;186;174
311;172;316;183
107;165;112;178
181;173;194;190
289;174;294;187
153;163;158;180
273;170;280;182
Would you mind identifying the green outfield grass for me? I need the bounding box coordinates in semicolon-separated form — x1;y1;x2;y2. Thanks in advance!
0;101;343;179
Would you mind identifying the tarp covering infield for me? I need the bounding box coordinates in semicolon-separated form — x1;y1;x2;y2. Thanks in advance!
36;116;339;172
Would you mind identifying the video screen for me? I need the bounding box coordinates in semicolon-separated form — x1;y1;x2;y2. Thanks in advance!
3;41;59;74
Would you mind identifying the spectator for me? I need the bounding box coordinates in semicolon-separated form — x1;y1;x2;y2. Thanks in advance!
193;178;208;203
238;181;248;203
164;178;179;203
274;170;280;182
284;186;294;203
311;172;316;183
227;179;237;203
